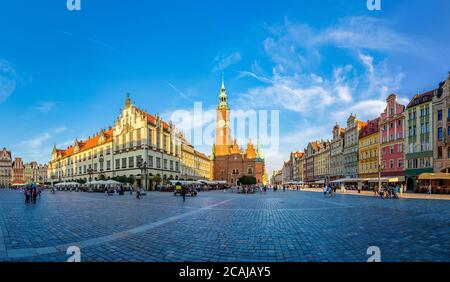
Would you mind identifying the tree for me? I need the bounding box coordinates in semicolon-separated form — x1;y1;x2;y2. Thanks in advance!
152;175;162;184
238;176;257;186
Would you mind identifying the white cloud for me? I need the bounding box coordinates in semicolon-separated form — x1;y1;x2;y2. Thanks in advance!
212;52;242;72
358;53;404;99
316;17;417;52
13;127;67;163
0;60;18;103
34;101;56;113
265;125;330;176
332;100;386;122
235;17;411;173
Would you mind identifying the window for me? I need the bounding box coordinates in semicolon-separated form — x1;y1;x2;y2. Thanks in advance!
128;157;134;168
398;144;403;153
390;146;394;154
170;160;173;171
448;108;450;119
121;158;127;169
106;161;111;171
175;161;179;172
115;159;120;170
136;156;143;167
156;157;161;169
121;135;126;150
148;156;154;167
437;147;442;159
438;110;443;121
398;159;403;168
163;159;167;170
136;129;141;146
247;167;253;174
438;127;443;141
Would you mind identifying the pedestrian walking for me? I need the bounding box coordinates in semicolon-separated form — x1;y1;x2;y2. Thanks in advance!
24;187;30;204
31;185;37;204
181;185;187;203
136;188;141;199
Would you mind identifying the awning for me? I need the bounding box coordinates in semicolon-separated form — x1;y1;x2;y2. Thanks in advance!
55;182;80;186
332;178;362;183
367;177;388;183
418;173;450;180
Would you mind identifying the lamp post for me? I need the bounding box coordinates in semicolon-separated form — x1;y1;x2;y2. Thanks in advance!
50;173;55;188
87;167;93;192
139;161;148;194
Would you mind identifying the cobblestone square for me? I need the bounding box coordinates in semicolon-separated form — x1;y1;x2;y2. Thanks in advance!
0;189;449;262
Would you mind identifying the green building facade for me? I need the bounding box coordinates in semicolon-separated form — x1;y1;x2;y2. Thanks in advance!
405;90;435;191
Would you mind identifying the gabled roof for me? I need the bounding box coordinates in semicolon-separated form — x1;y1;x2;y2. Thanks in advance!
356;120;367;128
57;129;113;158
407;90;435;108
359;118;380;139
135;108;170;131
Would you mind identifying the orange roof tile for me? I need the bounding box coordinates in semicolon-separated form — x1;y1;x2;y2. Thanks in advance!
356;120;367;127
58;129;113;158
136;108;170;131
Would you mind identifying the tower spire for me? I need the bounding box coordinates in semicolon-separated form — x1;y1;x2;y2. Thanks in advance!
221;73;225;89
218;75;229;109
125;92;131;108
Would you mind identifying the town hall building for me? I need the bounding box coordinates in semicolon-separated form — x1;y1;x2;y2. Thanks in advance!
211;79;266;185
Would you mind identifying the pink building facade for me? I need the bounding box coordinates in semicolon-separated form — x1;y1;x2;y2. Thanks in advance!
379;94;406;179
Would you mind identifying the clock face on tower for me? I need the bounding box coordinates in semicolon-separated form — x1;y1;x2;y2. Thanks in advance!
218;119;226;127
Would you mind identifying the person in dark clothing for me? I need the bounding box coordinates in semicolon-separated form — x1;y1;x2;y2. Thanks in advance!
24;187;30;204
31;185;37;204
181;185;187;203
136;188;141;199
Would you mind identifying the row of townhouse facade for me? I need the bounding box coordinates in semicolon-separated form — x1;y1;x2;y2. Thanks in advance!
280;72;450;190
48;96;212;190
0;148;48;187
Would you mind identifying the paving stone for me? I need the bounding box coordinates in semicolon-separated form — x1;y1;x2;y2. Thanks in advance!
0;189;449;262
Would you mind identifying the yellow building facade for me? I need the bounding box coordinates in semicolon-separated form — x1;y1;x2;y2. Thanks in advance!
358;118;380;178
180;137;211;180
314;141;330;181
48;96;184;189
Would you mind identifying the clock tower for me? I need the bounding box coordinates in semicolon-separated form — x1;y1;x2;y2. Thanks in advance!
214;77;231;156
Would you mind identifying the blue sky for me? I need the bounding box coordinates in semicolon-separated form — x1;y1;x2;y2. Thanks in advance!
0;0;449;175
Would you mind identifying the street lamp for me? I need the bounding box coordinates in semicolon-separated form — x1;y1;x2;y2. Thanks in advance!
50;173;56;188
87;168;94;192
138;161;148;194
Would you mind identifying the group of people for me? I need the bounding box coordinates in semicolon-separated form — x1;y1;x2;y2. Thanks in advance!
323;184;338;197
375;184;403;199
23;184;41;204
